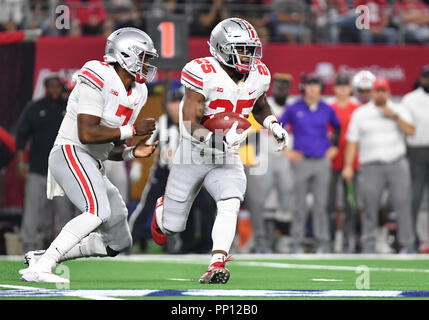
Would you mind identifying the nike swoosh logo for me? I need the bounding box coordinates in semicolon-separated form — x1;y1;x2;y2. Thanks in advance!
249;90;256;95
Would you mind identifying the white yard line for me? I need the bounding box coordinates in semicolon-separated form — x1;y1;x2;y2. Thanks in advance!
77;295;123;300
0;284;42;290
312;279;343;282
0;284;124;300
167;278;194;281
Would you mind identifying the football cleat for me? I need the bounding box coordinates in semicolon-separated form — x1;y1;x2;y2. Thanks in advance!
20;264;69;283
151;196;168;245
199;255;232;284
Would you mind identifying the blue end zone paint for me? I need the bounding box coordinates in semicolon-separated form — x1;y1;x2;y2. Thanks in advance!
400;291;429;298
147;290;183;296
2;288;429;298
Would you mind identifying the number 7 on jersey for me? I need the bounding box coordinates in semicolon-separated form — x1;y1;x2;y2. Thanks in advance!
115;104;133;125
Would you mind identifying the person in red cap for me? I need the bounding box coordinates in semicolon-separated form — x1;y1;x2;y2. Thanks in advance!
373;77;390;91
343;77;417;253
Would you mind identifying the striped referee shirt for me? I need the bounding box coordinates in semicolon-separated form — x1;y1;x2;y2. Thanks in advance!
346;100;414;165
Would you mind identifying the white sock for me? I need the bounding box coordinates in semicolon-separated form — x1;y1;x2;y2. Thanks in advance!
210;253;226;265
60;232;107;262
38;213;103;269
211;199;240;256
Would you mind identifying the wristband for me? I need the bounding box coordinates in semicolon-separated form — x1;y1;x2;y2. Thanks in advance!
122;146;136;161
119;124;136;140
263;115;278;130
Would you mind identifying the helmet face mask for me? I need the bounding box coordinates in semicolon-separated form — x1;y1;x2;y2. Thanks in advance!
355;89;372;104
352;70;376;103
104;28;158;83
229;43;262;73
209;18;262;74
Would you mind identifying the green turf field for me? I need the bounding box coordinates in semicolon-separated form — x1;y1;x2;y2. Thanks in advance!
1;253;429;300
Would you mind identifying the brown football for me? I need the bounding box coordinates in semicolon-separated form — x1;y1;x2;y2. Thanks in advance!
202;112;251;134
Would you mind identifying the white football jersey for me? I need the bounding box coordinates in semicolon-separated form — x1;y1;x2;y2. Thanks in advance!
54;60;148;161
179;56;271;145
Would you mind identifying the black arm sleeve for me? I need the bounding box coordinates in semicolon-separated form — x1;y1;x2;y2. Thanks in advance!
331;125;341;147
15;102;33;151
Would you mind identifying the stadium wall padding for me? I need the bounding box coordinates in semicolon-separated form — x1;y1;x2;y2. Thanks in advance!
33;36;429;97
0;42;36;131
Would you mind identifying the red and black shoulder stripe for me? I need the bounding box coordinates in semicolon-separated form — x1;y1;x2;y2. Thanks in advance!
78;65;105;91
181;68;203;91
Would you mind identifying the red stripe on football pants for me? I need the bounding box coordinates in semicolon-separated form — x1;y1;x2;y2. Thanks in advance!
64;145;96;215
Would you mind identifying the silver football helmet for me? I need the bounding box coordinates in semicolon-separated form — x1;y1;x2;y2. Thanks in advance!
208;18;262;74
352;70;376;91
104;27;158;83
352;70;376;104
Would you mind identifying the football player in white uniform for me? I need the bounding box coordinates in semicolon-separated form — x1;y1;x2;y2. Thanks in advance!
19;27;159;283
151;18;288;284
352;70;376;104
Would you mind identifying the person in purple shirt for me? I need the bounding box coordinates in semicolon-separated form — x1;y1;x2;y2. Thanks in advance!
279;74;341;253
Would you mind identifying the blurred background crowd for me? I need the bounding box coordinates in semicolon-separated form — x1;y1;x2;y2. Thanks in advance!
0;0;428;257
2;0;429;44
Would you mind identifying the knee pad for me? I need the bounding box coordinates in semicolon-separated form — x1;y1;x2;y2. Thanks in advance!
217;198;241;217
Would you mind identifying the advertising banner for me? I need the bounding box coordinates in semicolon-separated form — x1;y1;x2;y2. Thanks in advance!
33;37;429;97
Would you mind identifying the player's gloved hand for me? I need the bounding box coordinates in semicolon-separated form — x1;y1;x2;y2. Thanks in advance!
223;121;251;153
270;122;288;152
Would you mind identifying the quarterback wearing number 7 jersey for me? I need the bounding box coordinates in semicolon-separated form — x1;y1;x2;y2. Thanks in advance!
151;18;288;284
19;28;159;283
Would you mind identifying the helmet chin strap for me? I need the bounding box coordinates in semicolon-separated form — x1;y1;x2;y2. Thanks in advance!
235;64;250;74
135;73;146;84
232;50;253;74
